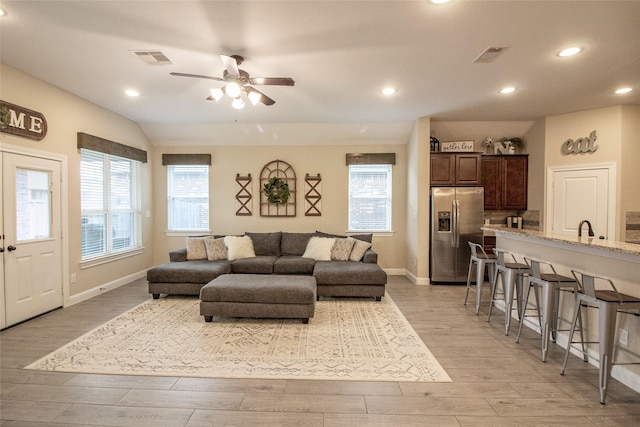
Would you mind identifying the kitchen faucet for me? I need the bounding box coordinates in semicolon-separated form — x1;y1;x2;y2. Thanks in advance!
578;219;594;237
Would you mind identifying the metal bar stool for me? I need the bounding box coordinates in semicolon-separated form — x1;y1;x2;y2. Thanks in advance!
516;258;583;362
487;249;530;335
464;242;498;315
560;270;640;404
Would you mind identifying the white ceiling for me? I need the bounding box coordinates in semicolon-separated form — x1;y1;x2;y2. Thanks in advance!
1;1;639;145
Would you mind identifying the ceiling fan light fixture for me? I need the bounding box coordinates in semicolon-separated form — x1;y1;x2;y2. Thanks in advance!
232;97;245;109
210;87;224;101
248;90;262;106
225;82;242;98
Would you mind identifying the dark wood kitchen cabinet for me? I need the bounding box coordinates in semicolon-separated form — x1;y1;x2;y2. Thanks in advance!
430;152;482;186
481;154;528;210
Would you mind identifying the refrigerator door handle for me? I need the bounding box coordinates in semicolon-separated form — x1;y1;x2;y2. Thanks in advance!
450;200;456;247
454;200;460;248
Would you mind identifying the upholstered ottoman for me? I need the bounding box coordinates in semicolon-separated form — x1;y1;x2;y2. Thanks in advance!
199;274;317;323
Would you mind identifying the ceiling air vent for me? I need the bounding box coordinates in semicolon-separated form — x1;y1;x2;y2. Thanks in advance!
473;46;508;63
131;50;172;66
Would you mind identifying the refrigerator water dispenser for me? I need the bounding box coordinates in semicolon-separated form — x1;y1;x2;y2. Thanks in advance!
438;211;451;232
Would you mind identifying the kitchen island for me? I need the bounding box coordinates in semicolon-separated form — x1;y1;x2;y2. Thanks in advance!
483;226;640;393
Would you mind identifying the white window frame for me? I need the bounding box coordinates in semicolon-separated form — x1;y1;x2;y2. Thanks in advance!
80;149;142;266
167;164;210;233
348;164;392;232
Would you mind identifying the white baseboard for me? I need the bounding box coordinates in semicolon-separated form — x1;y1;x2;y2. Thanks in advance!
66;270;148;307
384;268;407;276
398;270;430;285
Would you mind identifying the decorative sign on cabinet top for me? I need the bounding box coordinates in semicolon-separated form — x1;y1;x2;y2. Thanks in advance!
440;140;475;152
0;100;48;141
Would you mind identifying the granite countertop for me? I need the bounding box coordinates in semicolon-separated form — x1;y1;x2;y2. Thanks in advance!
482;225;640;256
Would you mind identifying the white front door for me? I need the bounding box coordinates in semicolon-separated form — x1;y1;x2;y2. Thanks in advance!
548;164;614;239
2;152;63;328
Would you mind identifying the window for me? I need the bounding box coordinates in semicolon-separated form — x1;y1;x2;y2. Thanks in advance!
80;149;141;259
348;164;392;231
167;164;209;231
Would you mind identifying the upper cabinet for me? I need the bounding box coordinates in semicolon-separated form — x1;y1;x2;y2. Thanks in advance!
430;153;482;186
481;154;528;210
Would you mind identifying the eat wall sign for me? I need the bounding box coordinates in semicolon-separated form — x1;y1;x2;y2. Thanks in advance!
561;130;598;155
0;100;48;141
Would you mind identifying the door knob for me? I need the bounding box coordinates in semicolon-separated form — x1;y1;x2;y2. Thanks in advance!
0;247;4;252
7;245;16;251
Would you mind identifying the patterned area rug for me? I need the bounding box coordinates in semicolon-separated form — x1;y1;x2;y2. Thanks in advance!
25;294;451;382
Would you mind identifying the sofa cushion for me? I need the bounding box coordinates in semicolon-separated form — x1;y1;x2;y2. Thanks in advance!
224;235;256;260
313;261;387;285
331;237;356;261
316;231;372;243
147;260;231;283
281;232;315;256
273;255;316;275
186;236;214;260
231;256;277;274
204;238;227;261
350;239;372;261
246;232;281;256
302;237;335;261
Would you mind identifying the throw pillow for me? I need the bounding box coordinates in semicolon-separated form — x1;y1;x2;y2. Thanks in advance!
224;235;256;261
331;237;356;261
302;236;336;261
349;239;372;261
204;238;227;261
186;236;212;260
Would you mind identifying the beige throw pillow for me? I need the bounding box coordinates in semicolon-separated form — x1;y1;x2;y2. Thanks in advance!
224;235;256;261
302;237;336;261
349;239;372;261
204;238;227;261
186;236;212;260
331;237;356;261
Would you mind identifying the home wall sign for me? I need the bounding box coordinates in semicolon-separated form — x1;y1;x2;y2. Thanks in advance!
0;100;48;141
440;140;475;152
561;130;598;155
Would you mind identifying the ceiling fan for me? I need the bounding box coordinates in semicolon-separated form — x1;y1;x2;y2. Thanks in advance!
170;54;295;108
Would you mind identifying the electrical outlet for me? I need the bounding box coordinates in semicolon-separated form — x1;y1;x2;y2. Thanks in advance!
70;273;76;283
619;329;629;347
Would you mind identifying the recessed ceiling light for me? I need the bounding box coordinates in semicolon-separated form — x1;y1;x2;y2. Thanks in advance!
431;0;450;4
0;8;6;17
614;87;633;94
558;47;582;57
381;87;397;96
499;87;516;94
125;89;140;97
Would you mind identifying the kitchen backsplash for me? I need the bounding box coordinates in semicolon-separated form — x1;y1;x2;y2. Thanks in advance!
625;211;640;243
484;210;540;230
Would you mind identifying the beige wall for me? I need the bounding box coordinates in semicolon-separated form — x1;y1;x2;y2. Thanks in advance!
1;64;155;298
405;117;430;283
523;119;546;220
620;105;640;237
544;105;638;240
152;144;408;271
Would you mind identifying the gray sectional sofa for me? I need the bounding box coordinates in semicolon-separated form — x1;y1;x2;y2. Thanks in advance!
147;231;387;301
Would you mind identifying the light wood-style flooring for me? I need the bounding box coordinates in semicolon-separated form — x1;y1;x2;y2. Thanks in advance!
1;276;639;426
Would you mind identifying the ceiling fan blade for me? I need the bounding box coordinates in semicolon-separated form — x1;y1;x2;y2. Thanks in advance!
249;77;295;86
170;72;224;82
247;87;276;106
220;55;240;77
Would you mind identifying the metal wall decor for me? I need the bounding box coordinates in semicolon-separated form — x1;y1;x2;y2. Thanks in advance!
561;130;598;155
235;174;252;216
304;173;322;216
260;160;296;217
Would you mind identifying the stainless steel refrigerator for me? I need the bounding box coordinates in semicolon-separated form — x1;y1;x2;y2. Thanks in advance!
430;187;484;283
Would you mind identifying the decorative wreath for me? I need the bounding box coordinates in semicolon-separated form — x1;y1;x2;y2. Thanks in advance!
263;177;290;204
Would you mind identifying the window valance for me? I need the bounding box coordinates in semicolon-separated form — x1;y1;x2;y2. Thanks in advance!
77;132;147;163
